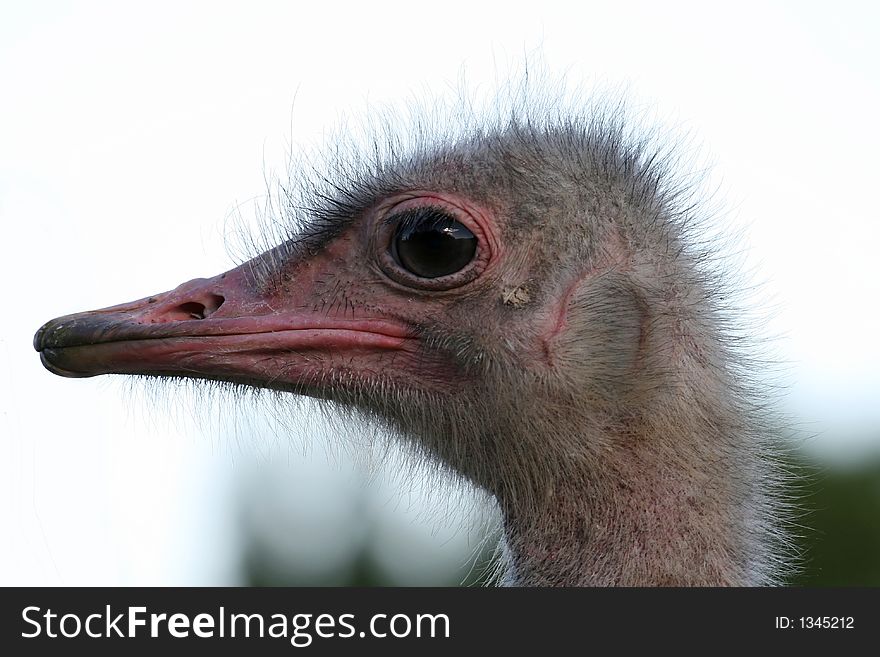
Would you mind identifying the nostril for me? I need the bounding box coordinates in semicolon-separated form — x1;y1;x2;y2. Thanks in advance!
204;293;224;316
178;301;209;320
163;294;225;321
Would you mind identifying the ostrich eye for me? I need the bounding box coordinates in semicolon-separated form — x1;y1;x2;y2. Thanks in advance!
390;207;477;279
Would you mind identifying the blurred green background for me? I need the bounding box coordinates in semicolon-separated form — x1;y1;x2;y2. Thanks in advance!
787;453;880;585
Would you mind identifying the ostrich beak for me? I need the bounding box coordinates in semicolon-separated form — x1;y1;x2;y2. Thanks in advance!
33;250;415;391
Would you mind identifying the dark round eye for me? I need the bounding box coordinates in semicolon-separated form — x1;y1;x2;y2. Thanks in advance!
390;207;477;278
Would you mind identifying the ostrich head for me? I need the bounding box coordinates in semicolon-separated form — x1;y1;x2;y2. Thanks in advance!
34;93;787;586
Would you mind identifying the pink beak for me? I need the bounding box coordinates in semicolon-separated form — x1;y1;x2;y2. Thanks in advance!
34;250;416;392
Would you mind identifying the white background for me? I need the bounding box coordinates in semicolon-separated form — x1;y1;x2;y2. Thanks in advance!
1;0;878;585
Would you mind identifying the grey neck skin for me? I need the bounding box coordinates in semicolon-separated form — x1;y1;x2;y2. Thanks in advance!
494;399;767;586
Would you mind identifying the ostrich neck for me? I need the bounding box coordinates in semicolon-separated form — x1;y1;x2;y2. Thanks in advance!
497;404;760;586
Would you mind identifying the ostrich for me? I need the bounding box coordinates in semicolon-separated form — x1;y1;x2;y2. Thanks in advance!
33;90;789;586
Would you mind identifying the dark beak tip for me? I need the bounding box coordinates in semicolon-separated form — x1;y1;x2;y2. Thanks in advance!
34;321;51;352
34;318;64;352
38;348;95;379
